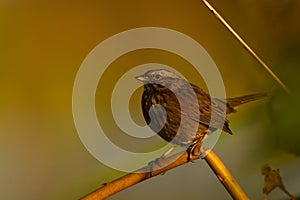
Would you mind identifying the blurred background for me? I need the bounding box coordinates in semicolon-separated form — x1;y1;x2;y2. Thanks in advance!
1;0;299;199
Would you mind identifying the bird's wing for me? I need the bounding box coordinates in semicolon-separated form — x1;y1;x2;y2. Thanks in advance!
180;84;232;134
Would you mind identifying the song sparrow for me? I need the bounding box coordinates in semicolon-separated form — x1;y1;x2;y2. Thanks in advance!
136;69;266;158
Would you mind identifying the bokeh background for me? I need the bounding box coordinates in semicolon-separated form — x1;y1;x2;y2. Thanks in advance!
1;0;300;199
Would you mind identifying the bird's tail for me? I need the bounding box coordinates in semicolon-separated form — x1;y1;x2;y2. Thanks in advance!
226;93;267;114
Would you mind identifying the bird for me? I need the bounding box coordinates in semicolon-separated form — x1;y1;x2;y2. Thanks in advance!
136;69;266;159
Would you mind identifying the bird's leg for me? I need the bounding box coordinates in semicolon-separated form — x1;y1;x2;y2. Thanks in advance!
160;145;176;159
148;145;176;176
187;141;200;162
187;140;210;162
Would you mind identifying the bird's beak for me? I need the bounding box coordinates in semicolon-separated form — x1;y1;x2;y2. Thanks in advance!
135;75;148;83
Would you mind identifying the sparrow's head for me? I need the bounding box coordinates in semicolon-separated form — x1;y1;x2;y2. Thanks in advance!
136;69;186;89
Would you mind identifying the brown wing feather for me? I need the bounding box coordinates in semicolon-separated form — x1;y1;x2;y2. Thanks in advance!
181;83;232;134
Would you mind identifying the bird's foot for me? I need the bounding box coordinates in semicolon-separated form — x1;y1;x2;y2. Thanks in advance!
148;156;169;177
187;142;210;162
147;158;162;177
147;146;176;177
187;142;199;162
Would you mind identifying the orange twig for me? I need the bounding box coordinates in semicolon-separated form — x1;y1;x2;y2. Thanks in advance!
80;150;249;200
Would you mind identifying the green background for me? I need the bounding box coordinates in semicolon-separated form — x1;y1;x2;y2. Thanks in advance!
1;1;299;199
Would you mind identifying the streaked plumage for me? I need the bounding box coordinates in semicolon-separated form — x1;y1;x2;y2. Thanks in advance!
136;69;266;152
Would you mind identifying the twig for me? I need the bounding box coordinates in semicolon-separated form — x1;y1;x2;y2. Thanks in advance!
205;150;249;199
201;0;290;94
80;150;249;200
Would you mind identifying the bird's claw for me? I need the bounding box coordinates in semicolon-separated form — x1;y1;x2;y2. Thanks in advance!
147;145;176;176
147;157;165;177
187;143;210;162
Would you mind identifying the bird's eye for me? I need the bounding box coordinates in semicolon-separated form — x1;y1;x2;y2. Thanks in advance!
154;74;161;80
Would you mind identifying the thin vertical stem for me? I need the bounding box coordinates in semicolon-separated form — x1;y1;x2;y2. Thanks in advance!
202;0;290;94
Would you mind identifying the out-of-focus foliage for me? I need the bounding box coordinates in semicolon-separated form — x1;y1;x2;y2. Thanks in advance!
0;1;299;200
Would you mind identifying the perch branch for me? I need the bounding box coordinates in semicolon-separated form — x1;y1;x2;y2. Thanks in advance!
80;150;249;200
205;150;249;199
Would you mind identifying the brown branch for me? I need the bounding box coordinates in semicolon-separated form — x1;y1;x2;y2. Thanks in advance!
205;150;249;199
80;150;249;200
